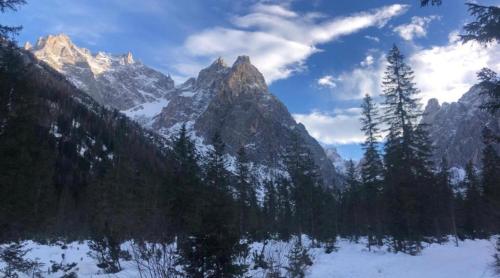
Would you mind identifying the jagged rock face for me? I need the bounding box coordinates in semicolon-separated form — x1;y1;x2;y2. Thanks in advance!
421;85;500;167
154;56;337;184
28;34;176;112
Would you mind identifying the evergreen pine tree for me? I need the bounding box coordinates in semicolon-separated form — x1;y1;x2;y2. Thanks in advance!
381;45;434;254
180;132;248;277
285;238;312;278
168;124;202;235
285;132;321;242
359;94;384;249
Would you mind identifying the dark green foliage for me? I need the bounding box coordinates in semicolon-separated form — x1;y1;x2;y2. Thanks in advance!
0;45;169;240
0;0;26;41
165;124;203;236
380;45;435;254
477;68;500;117
461;3;500;45
286;132;320;239
178;133;248;277
359;94;384;248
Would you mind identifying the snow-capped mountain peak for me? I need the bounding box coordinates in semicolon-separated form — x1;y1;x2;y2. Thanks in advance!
27;34;176;114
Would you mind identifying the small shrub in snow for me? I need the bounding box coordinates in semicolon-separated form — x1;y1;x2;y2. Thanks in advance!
0;242;43;277
88;234;125;274
131;240;181;278
285;239;312;278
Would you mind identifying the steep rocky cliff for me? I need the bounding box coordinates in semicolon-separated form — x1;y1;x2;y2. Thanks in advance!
421;85;500;167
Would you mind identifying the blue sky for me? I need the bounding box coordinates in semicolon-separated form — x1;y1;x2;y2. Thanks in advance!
4;0;500;160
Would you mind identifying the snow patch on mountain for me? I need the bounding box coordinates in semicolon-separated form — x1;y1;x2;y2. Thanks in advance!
27;34;176;111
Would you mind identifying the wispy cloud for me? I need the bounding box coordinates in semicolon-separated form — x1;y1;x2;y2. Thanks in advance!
293;108;364;144
317;75;336;88
364;35;380;42
177;3;408;82
393;15;439;41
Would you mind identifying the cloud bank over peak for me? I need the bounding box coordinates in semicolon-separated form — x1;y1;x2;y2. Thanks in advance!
179;3;408;83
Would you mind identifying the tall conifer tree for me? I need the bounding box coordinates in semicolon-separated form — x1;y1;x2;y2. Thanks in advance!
359;94;384;248
381;45;434;254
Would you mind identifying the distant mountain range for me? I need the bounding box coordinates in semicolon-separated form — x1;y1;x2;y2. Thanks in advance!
25;34;497;184
26;34;338;185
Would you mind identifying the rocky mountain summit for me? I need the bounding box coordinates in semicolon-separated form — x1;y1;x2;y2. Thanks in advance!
153;56;337;184
26;34;176;121
29;34;338;185
422;85;500;167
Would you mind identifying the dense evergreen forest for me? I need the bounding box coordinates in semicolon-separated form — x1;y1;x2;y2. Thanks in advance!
1;0;499;277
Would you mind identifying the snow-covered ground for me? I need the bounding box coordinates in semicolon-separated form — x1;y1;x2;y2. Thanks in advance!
309;238;498;278
1;238;497;277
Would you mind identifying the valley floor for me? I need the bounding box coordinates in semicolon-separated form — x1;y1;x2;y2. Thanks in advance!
1;237;497;277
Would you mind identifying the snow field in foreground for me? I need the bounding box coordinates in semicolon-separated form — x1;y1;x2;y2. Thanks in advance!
1;237;497;277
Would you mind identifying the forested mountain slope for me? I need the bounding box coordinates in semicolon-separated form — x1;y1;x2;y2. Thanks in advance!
0;43;170;240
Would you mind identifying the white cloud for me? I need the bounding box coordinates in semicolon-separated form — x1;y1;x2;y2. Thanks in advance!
411;37;500;105
317;75;336;88
293;109;364;144
179;3;408;82
393;15;439;41
364;35;380;42
360;55;374;67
